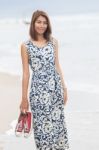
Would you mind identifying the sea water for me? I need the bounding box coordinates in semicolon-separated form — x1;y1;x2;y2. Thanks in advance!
0;13;99;150
0;13;99;92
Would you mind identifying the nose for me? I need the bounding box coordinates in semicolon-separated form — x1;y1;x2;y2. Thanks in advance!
40;23;45;28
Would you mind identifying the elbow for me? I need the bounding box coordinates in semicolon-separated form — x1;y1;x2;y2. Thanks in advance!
22;72;30;79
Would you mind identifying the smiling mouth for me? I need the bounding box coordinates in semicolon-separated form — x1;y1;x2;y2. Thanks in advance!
39;29;45;31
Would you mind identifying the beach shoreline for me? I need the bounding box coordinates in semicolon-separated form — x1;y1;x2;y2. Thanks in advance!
0;72;21;134
0;72;99;150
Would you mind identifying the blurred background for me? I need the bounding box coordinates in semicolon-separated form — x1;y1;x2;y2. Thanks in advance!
0;0;99;150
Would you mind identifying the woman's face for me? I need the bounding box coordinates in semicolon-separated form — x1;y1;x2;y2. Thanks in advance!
34;15;48;35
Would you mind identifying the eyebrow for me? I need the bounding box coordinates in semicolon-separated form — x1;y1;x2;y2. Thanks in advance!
36;19;47;23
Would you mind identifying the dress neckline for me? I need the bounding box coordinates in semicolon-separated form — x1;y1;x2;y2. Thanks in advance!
29;39;51;49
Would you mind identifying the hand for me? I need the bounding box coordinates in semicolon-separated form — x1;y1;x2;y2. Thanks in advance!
19;99;29;113
63;88;68;105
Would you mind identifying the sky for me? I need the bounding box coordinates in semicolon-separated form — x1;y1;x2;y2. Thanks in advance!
0;0;99;18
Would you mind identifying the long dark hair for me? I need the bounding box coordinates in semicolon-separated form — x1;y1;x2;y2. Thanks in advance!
29;10;52;41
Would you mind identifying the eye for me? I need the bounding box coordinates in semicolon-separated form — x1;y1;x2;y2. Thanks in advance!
36;21;41;23
44;21;47;25
35;20;47;25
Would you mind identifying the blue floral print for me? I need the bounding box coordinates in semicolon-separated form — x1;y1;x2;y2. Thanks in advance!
24;39;69;150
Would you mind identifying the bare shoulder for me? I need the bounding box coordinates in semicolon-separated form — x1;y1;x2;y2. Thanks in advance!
21;42;27;50
51;36;58;46
19;43;29;62
20;42;28;54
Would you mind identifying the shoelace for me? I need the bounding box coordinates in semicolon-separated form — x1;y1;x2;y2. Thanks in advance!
24;114;30;132
16;113;25;130
16;120;23;130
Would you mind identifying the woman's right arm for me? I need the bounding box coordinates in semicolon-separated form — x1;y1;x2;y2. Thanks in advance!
20;43;30;113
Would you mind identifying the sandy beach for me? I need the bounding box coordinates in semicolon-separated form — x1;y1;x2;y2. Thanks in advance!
0;12;99;150
0;72;21;134
0;72;99;150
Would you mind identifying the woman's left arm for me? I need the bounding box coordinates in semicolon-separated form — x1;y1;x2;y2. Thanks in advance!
54;38;68;105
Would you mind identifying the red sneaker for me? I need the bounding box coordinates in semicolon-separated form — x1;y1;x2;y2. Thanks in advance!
24;112;32;138
15;112;25;137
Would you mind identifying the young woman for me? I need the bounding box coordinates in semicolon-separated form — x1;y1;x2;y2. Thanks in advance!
20;10;70;150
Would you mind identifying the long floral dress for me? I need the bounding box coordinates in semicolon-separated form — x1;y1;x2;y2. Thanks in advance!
24;39;70;150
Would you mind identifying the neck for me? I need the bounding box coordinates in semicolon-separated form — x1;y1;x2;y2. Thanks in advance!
36;34;45;41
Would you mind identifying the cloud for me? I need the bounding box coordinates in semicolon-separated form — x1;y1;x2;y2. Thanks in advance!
0;0;99;18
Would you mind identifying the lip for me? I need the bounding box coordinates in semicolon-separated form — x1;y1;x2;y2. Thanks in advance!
38;28;45;30
39;29;45;31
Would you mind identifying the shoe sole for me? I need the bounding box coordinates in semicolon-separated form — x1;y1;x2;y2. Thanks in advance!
24;128;32;138
15;132;22;137
15;129;24;137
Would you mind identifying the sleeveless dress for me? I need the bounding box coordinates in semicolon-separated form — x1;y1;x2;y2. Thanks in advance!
24;39;69;150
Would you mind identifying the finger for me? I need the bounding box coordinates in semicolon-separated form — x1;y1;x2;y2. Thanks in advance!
19;105;21;109
21;109;26;114
20;107;23;113
20;106;22;111
20;107;26;113
23;110;26;113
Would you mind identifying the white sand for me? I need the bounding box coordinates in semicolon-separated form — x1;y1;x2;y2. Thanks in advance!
0;112;99;150
0;72;99;150
0;12;99;150
0;72;21;133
